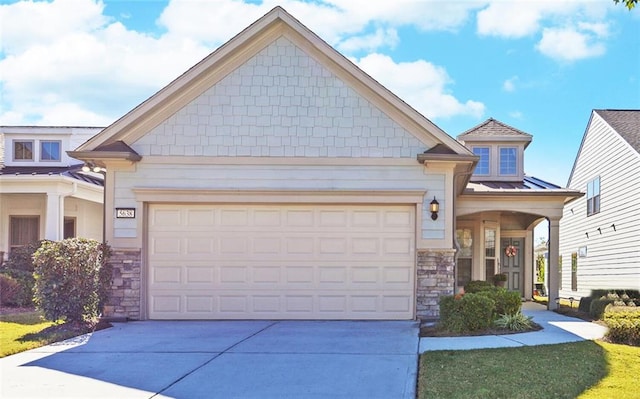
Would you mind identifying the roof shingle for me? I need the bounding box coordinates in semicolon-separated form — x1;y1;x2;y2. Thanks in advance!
594;109;640;153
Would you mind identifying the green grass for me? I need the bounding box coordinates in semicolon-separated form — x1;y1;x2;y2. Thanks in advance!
418;340;640;399
0;311;96;358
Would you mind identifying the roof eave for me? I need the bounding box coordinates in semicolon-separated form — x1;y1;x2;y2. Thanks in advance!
67;150;142;162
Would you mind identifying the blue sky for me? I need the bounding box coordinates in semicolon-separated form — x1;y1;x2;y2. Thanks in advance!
1;0;638;185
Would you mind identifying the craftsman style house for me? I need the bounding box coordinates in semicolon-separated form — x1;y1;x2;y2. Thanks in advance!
0;126;104;262
69;7;579;321
559;110;640;299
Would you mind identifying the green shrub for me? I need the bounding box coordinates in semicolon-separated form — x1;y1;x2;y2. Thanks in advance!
494;311;534;331
465;280;495;293
578;297;593;313
439;293;495;333
477;287;522;316
33;238;111;323
0;274;22;306
590;289;640;300
0;241;45;306
603;307;640;346
590;299;616;319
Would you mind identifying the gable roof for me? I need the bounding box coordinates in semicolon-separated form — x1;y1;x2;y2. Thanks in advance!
567;109;640;185
594;109;640;153
457;118;532;148
72;6;471;159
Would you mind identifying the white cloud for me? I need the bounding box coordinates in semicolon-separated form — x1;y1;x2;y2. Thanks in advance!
0;0;488;126
337;28;399;53
536;26;606;62
354;53;484;119
503;76;519;92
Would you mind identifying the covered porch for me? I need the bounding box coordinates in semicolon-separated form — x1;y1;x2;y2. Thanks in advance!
456;180;582;310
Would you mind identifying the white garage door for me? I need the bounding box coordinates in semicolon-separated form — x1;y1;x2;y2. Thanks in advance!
147;204;415;320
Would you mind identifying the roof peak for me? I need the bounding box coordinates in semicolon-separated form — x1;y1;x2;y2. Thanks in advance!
458;118;532;139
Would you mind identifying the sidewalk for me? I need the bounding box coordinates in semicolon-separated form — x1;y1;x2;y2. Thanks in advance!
419;301;608;352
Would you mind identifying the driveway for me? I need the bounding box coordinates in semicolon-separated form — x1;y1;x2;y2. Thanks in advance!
1;320;419;399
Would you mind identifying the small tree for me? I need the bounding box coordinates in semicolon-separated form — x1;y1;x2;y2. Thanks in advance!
33;238;111;323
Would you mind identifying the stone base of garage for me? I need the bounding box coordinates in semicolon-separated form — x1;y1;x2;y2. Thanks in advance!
103;248;456;321
416;249;455;322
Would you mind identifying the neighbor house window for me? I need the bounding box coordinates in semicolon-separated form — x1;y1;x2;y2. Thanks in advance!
499;147;517;175
586;177;600;216
40;140;61;161
13;140;34;161
571;252;578;291
472;147;490;175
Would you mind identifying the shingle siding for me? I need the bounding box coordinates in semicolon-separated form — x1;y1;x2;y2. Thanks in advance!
133;37;429;158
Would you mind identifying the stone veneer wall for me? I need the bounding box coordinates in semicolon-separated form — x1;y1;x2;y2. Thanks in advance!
104;249;142;320
416;249;456;321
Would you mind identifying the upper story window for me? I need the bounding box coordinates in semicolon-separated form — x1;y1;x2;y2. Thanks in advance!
499;147;517;175
13;140;34;161
472;147;490;175
586;177;600;216
40;140;61;161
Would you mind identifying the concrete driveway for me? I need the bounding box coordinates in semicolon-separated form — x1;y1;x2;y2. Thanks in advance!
1;320;419;399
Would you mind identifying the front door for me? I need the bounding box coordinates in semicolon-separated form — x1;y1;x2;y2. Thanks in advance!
500;238;523;295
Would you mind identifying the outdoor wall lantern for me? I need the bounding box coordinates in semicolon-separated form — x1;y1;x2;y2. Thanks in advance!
82;162;105;173
430;196;439;220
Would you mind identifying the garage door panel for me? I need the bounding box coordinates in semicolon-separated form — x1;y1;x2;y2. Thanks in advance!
148;204;415;320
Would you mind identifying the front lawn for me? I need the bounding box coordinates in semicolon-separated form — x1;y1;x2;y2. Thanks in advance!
0;309;107;358
418;341;639;399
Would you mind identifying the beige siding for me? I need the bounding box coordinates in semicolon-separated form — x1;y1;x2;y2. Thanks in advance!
112;163;446;241
559;113;640;298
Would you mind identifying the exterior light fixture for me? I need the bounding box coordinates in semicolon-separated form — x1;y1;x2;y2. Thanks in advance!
429;196;439;220
82;164;91;172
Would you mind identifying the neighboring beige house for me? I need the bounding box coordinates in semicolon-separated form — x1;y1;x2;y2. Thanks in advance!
559;110;640;299
0;126;104;262
70;7;579;321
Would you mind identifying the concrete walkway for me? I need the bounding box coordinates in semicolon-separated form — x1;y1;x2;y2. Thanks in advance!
420;301;608;352
1;320;419;399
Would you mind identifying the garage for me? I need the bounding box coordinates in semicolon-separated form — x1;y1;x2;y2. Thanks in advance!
147;203;415;320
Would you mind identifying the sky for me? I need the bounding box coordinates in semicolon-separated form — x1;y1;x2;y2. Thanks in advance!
1;0;639;186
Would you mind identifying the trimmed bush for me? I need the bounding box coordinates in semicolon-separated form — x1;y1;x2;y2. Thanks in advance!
33;238;111;323
0;274;22;306
465;280;494;294
591;289;640;300
477;287;522;316
590;299;615;319
603;307;640;346
578;297;593;313
0;241;45;306
439;293;495;333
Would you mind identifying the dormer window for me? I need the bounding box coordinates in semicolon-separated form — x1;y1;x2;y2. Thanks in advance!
40;140;61;161
13;140;34;161
499;147;517;176
472;147;490;175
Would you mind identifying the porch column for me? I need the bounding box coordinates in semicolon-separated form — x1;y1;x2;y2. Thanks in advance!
45;192;63;241
547;217;560;310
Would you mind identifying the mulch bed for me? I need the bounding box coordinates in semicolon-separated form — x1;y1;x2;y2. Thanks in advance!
420;322;543;337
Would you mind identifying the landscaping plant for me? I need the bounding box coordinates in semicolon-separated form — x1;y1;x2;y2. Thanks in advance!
438;293;495;332
494;311;533;331
0;240;45;307
603;307;640;346
33;238;112;323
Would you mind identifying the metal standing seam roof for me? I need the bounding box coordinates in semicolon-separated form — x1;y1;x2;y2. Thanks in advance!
465;176;564;192
0;165;104;186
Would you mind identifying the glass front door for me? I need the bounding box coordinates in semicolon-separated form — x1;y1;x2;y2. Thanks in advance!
500;237;523;294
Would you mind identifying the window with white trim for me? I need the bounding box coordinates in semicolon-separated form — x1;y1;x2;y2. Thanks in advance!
13;140;34;161
40;140;61;161
472;147;490;175
499;147;517;175
586;177;600;216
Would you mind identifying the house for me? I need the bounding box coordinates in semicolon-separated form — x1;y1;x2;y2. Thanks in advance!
559;110;640;299
69;7;579;321
0;126;104;262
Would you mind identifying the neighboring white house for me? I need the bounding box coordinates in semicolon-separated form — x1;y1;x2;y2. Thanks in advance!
70;7;579;321
559;110;640;299
0;126;104;262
